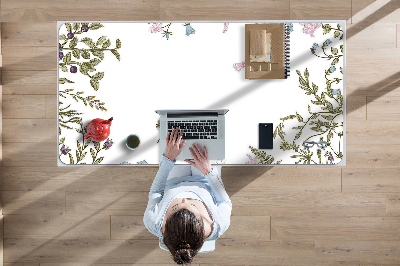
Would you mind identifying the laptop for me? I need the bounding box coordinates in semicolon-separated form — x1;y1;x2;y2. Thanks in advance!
155;109;229;160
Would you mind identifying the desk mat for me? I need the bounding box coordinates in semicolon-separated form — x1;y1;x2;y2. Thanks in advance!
57;22;345;165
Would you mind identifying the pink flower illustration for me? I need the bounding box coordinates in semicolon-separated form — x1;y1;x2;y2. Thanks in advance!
223;23;229;33
245;154;262;164
233;61;245;71
149;23;163;33
299;23;322;37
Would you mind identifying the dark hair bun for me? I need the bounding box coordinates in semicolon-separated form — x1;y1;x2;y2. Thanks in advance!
174;244;193;264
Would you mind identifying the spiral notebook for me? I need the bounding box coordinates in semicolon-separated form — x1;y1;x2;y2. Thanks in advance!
245;23;290;79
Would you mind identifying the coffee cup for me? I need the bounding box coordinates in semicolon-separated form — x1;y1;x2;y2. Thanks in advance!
126;134;140;150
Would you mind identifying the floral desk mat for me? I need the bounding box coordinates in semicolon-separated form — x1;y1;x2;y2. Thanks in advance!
58;21;345;165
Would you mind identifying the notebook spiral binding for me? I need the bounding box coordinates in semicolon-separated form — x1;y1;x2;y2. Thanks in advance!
283;23;291;79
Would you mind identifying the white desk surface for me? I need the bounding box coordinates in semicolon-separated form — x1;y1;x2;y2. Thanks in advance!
58;21;345;166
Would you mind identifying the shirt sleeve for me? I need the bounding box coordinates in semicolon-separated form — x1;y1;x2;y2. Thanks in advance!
143;153;175;236
204;166;232;238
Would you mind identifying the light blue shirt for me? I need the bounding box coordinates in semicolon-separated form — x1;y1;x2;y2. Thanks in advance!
143;154;232;244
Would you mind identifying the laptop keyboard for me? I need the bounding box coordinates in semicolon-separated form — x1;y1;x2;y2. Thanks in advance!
168;120;218;139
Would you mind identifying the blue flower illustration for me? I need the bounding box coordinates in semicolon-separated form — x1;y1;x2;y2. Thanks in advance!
185;24;195;36
137;160;148;164
165;32;170;40
332;89;341;96
287;23;294;33
312;43;319;49
329;66;336;73
324;39;332;45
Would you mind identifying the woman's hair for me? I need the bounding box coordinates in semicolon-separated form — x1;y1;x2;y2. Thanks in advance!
163;208;206;264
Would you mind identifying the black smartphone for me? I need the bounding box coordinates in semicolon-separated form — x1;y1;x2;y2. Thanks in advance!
259;123;273;149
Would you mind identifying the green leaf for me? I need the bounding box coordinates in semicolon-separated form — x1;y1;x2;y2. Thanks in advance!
59;137;65;145
337;24;341;31
304;68;309;80
77;140;82;153
69;153;74;164
90;148;96;159
69;37;78;48
90;58;101;66
59;34;67;40
81;49;91;59
294;131;302;140
73;23;80;31
90;79;100;91
72;49;80;59
79;152;87;162
81;62;96;72
296;112;303;122
59;78;74;84
331;58;339;65
89;23;104;30
311;127;323;132
340;67;343;74
111;49;120;61
63;52;71;64
102;39;111;49
340;44;343;53
331;47;338;55
92;50;104;59
273;127;278;138
116;39;121;49
92;72;104;81
325;101;333;111
322;115;334;121
96;36;107;46
312;82;318;93
94;157;104;164
280;115;296;121
65;23;73;33
334;30;341;38
80;64;89;75
81;37;96;48
61;65;68;72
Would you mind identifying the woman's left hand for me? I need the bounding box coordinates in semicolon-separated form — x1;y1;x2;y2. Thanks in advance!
165;127;186;161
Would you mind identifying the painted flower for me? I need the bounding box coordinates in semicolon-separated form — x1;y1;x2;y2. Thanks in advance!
245;154;261;164
286;23;294;33
328;155;334;162
332;89;340;96
312;43;319;49
104;138;114;150
329;66;336;73
137;160;148;164
150;23;163;33
59;43;61;49
324;39;332;45
223;23;229;33
233;61;245;72
60;144;71;155
295;162;298;164
59;52;64;59
70;66;77;73
185;24;195;36
92;141;99;148
81;24;89;32
165;32;170;40
120;161;131;164
299;23;322;37
67;32;74;39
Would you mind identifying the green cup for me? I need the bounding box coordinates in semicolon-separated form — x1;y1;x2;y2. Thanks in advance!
126;134;140;150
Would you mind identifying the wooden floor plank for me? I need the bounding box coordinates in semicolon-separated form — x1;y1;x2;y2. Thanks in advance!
316;240;400;264
346;70;400;97
160;0;289;20
347;23;397;49
386;193;400;216
231;191;386;217
2;166;158;192
346;144;400;168
346;96;366;120
290;0;351;20
1;22;57;47
343;168;400;193
0;0;160;22
2;142;56;167
367;96;400;120
2;95;46;119
1;71;57;95
4;214;110;240
2;119;57;143
1;47;56;71
273;216;400;241
346;120;400;145
351;0;400;25
45;95;57;119
2;191;65;215
111;215;270;240
3;238;315;264
351;0;378;24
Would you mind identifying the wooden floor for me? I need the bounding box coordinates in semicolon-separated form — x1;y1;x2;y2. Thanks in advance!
1;0;400;265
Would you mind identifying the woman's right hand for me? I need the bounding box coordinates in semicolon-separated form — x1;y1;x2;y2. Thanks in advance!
184;143;212;176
